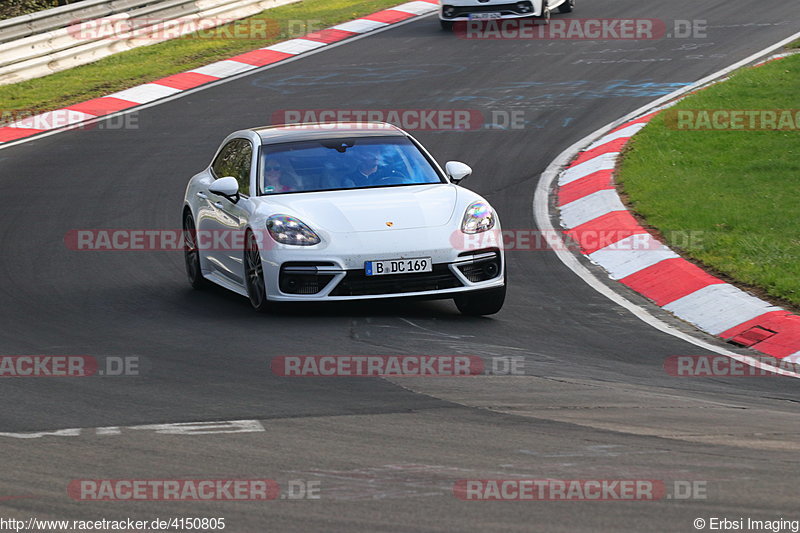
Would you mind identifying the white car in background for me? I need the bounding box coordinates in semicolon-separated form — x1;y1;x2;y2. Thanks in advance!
439;0;574;30
182;122;506;315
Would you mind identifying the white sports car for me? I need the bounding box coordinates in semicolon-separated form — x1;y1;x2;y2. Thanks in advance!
182;122;506;315
439;0;574;29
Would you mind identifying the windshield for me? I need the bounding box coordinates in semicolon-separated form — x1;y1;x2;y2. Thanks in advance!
259;136;444;195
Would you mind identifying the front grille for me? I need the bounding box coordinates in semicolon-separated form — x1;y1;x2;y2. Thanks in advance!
329;264;462;296
279;262;336;295
444;2;533;18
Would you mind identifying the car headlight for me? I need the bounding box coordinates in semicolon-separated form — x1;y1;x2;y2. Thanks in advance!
266;215;321;246
461;201;495;234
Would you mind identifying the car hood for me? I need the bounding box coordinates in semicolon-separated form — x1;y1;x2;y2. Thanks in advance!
258;184;459;233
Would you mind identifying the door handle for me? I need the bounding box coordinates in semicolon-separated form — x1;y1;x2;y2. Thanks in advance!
214;202;224;209
196;192;208;199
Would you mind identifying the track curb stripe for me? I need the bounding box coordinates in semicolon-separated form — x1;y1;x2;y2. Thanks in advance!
557;169;615;207
570;138;629;166
619;258;725;307
106;83;183;104
362;9;417;24
65;97;140;116
227;49;294;67
555;53;800;358
587;234;679;281
565;210;648;255
560;189;626;229
302;28;359;44
558;152;618;187
0;0;439;145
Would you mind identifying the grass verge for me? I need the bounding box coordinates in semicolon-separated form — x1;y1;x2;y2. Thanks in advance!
616;52;800;308
0;0;405;114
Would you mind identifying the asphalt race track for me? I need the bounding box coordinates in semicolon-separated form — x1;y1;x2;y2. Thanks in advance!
1;0;799;531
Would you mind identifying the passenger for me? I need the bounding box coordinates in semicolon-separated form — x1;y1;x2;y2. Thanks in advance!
263;158;300;193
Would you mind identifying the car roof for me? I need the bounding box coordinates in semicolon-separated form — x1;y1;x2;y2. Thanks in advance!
252;122;407;144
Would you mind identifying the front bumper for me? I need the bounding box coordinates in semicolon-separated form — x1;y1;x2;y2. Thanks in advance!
261;227;504;302
439;0;544;21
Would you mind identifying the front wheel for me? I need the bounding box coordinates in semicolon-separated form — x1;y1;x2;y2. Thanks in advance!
454;283;506;316
440;20;454;31
244;230;270;312
558;0;574;13
183;211;208;289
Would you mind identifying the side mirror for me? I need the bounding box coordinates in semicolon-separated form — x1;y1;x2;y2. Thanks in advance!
209;176;240;201
445;161;472;183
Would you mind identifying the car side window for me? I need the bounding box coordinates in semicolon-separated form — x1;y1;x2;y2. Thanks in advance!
235;141;252;196
212;141;238;179
212;139;252;196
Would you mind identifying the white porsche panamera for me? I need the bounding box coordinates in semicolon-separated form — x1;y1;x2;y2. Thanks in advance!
182;123;506;315
439;0;574;29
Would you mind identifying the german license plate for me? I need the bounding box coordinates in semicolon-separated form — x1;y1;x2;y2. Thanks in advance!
469;12;502;20
365;257;433;276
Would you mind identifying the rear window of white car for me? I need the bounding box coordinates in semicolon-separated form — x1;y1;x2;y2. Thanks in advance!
259;136;444;195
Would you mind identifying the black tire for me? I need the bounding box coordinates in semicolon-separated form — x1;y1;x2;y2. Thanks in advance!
183;210;208;289
440;20;454;31
558;0;574;13
454;282;506;316
244;230;270;313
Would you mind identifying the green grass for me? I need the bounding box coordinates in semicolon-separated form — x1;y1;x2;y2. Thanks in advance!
616;53;800;308
0;0;400;114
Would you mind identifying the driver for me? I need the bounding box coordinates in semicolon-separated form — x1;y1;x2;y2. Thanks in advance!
346;150;388;188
